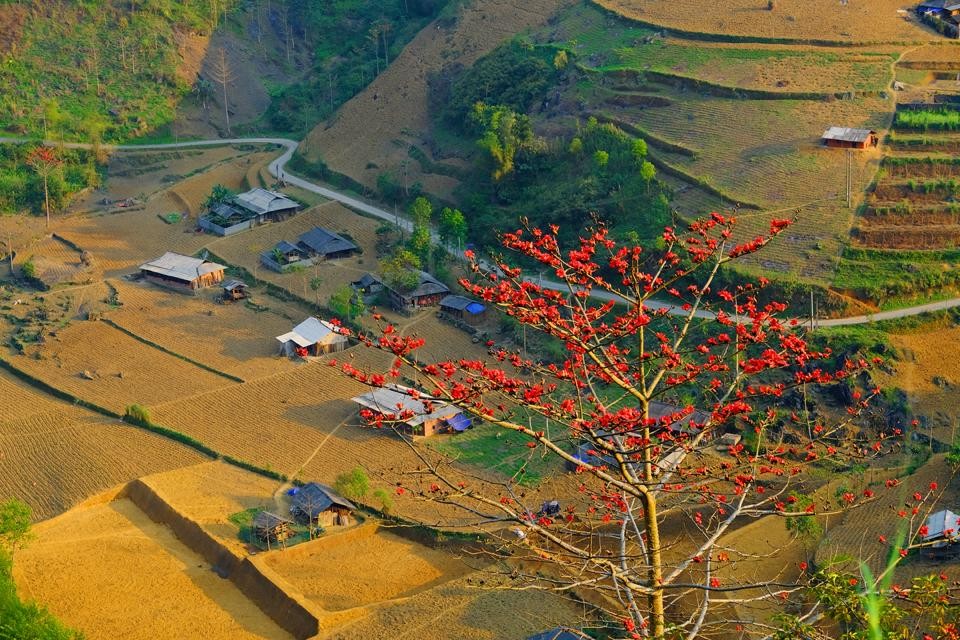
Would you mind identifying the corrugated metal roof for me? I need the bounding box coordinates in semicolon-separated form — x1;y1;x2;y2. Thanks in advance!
821;126;875;143
222;279;246;291
352;383;462;426
924;509;960;540
297;227;358;256
139;252;225;282
292;483;357;517
276;317;346;347
233;188;299;215
408;271;450;298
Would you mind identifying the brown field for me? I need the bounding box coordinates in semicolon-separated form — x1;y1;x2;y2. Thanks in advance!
207;201;382;303
0;213;47;278
0;404;207;520
11;319;233;412
12;497;292;640
108;279;304;381
899;43;960;68
302;0;574;193
593;0;931;42
15;233;97;287
0;368;67;421
816;456;960;582
265;524;472;611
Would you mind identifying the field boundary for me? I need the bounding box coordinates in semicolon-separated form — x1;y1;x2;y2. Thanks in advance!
125;478;322;640
646;152;764;210
591;113;697;157
98;317;245;383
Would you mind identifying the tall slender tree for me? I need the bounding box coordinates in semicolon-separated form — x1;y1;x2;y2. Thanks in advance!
26;146;62;229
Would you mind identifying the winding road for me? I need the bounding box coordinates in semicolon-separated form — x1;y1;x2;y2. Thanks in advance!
3;135;959;328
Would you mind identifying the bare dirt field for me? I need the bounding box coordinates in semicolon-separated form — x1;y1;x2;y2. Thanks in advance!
302;0;576;192
108;279;303;381
11;318;234;412
593;0;932;42
265;524;473;611
12;496;293;640
0;406;208;521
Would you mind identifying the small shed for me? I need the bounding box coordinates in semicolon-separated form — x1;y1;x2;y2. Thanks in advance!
276;317;348;357
139;252;226;290
439;295;487;325
351;383;471;437
923;509;960;556
252;511;294;549
290;483;356;528
296;227;359;261
821;127;878;149
221;279;248;301
352;273;384;297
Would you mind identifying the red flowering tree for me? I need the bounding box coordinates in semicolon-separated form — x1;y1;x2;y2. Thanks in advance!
26;145;62;229
332;214;918;638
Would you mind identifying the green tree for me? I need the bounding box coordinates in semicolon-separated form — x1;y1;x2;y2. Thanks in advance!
631;138;648;165
0;500;31;553
568;137;583;155
553;49;568;70
408;196;433;265
593;149;609;170
438;207;467;250
640;160;656;190
329;284;365;319
309;276;324;305
472;103;536;181
380;248;421;292
333;467;370;501
202;184;234;210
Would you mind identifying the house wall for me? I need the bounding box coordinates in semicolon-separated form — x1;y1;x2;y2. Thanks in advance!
142;272;196;291
199;217;254;237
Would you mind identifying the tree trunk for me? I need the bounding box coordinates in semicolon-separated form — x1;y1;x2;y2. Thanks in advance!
43;173;50;229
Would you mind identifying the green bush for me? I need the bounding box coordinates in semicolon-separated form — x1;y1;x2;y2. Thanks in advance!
124;403;151;425
334;467;370;501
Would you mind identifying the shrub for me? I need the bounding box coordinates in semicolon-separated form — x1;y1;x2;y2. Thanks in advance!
372;488;393;514
334;467;370;501
124;404;151;425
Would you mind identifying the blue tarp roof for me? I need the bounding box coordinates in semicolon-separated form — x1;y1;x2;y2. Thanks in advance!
465;302;486;315
448;413;472;432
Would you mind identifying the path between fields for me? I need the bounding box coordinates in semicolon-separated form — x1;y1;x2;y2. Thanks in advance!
2;135;958;328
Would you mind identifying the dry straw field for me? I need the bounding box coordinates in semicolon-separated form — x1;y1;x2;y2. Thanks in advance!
593;0;931;42
12;497;293;640
12;319;234;412
109;279;304;381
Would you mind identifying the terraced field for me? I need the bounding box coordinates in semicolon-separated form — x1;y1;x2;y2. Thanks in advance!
552;4;894;93
0;406;207;520
592;0;931;42
11;319;234;412
109;279;303;381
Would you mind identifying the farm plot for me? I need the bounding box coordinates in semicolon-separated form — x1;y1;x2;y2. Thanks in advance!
592;0;930;43
0;408;207;521
15;233;96;288
208;201;381;304
551;4;894;93
263;525;472;611
816;456;960;582
0;368;67;421
55;191;211;277
108;279;303;381
11;319;233;412
12;497;292;640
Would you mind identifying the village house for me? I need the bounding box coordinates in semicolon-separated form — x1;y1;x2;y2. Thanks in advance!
386;271;450;312
351;273;385;300
917;0;960;17
821;127;879;149
199;188;301;236
922;509;960;556
139;252;226;290
290;483;356;528
252;511;294;549
220;279;248;302
352;383;472;437
260;227;359;272
276;317;349;357
439;294;487;325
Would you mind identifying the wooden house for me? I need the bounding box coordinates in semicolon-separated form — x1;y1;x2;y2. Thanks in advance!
821;127;878;149
352;383;472;437
917;0;960;17
139;252;226;290
221;279;248;302
252;511;294;549
439;295;487;325
386;271;450;312
290;483;356;528
276;317;349;357
296;227;359;261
